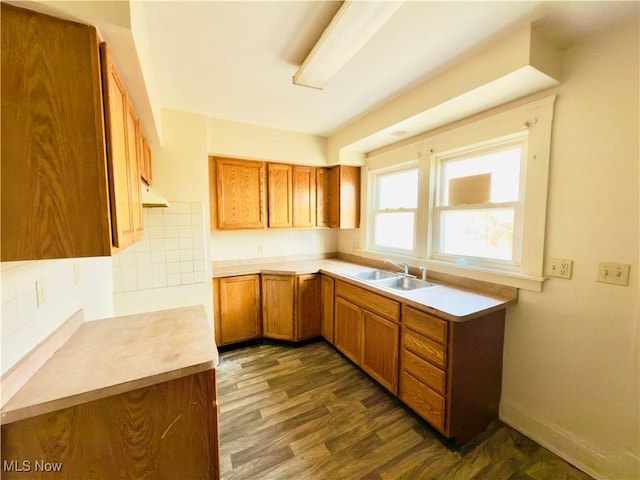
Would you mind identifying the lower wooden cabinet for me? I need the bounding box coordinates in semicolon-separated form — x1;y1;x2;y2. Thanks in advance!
261;273;322;342
213;275;261;346
334;280;400;394
320;275;335;343
1;369;220;479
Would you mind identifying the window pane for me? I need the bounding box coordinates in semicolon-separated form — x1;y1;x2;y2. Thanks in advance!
440;208;515;261
379;169;418;209
375;212;414;250
442;147;521;205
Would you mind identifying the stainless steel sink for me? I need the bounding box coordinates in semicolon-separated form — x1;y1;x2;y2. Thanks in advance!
349;269;398;281
374;276;435;292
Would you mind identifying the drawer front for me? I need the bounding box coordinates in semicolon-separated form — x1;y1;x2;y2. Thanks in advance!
402;349;446;395
404;306;448;345
400;371;445;432
403;328;447;369
336;280;400;322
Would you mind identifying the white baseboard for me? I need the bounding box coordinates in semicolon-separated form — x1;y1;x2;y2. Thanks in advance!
500;400;639;480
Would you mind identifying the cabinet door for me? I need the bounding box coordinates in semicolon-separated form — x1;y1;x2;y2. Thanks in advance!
101;43;136;249
328;166;360;229
262;275;295;340
215;157;266;229
214;275;261;346
362;311;400;394
292;166;317;227
140;133;152;186
125;103;144;239
316;168;331;227
297;274;321;340
334;297;363;365
321;275;335;343
268;163;293;228
1;4;112;260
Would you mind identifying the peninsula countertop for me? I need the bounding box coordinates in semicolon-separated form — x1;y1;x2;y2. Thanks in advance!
1;305;218;425
212;258;517;322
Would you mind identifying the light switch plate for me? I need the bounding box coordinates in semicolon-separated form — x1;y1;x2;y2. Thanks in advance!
597;262;630;286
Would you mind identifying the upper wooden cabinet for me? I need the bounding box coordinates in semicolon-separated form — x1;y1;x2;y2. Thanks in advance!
328;165;360;229
0;4;143;261
140;133;153;186
316;168;331;228
292;166;317;227
211;157;267;229
268;163;293;228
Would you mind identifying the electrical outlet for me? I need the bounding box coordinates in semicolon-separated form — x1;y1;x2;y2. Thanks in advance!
548;258;573;279
35;279;46;308
597;262;630;286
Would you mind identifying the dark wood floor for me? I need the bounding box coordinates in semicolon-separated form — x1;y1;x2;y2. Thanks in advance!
217;341;592;480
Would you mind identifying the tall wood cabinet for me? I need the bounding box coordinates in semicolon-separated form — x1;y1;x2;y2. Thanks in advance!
1;4;145;261
213;275;262;346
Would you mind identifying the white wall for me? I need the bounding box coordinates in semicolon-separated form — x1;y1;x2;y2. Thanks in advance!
500;17;639;480
1;257;114;375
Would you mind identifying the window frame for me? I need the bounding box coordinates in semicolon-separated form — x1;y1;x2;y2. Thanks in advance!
367;162;420;256
431;133;528;271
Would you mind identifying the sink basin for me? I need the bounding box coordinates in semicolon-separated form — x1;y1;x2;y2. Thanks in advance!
375;276;435;292
350;269;398;281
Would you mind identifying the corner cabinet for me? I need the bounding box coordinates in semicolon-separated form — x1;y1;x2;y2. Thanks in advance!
213;275;262;346
1;4;144;261
261;274;321;342
317;165;360;229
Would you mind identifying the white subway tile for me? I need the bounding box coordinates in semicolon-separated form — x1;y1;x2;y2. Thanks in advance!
166;250;181;263
178;213;192;226
163;213;178;226
181;272;195;284
167;273;181;286
151;251;167;264
180;261;194;274
190;202;203;214
165;238;181;251
177;202;191;214
137;276;153;290
180;249;194;261
167;262;181;274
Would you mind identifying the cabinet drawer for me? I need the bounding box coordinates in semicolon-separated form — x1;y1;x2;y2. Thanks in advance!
402;349;446;395
403;328;447;369
336;281;399;322
400;371;445;432
404;306;448;345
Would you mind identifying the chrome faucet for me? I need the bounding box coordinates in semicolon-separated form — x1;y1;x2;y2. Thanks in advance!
384;259;411;276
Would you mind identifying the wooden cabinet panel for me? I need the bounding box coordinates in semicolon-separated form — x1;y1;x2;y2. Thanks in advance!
334;297;363;365
404;306;448;345
1;369;219;479
362;311;399;394
321;275;335;343
140;133;153;186
402;349;446;395
316;168;331;227
329;165;360;229
1;4;113;260
126;102;144;239
215;157;266;229
262;274;295;340
268;163;293;228
292;165;317;227
335;281;400;322
404;328;447;369
213;275;261;346
400;371;446;432
297;274;321;340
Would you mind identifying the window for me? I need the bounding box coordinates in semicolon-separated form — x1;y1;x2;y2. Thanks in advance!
432;134;526;269
370;167;419;252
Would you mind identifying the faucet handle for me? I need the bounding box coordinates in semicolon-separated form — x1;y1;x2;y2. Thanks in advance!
419;267;428;281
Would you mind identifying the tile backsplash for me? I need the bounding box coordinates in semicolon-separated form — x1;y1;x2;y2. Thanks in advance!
113;202;208;292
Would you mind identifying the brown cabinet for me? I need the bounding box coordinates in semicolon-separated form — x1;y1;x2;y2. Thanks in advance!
140;133;153;186
321;274;335;343
261;273;322;342
316;168;332;227
334;280;400;393
211;157;267;230
268;163;293;228
0;4;144;260
292;165;317;227
328;165;360;229
399;305;505;444
213;275;261;346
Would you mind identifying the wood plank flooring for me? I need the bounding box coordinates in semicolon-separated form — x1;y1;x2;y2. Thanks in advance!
217;341;593;480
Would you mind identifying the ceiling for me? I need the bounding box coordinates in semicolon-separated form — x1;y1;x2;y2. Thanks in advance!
138;1;637;138
11;0;639;144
